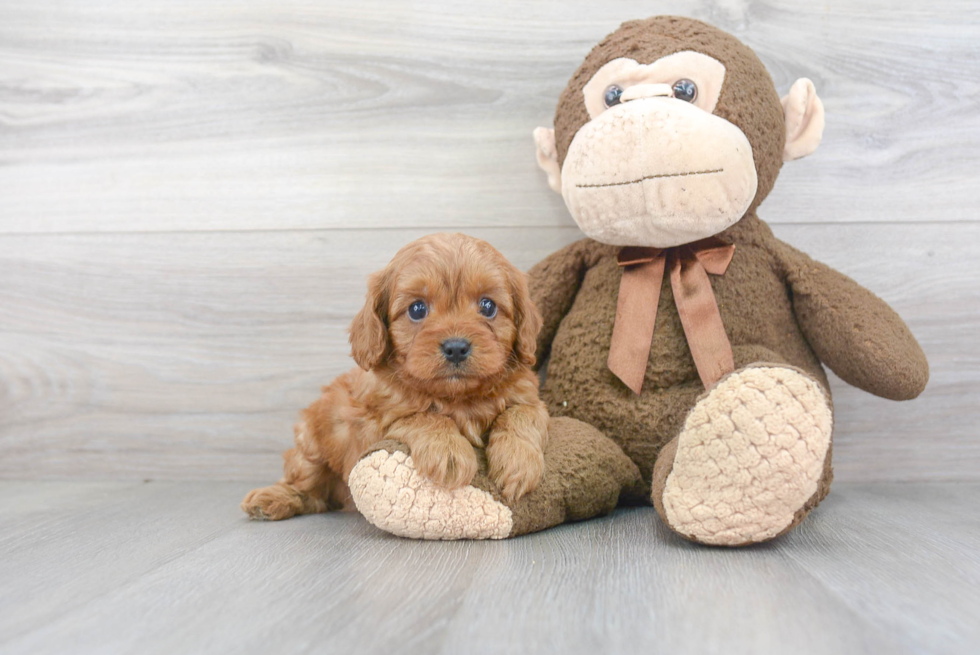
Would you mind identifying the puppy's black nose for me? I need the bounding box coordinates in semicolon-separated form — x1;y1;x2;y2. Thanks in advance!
440;338;471;365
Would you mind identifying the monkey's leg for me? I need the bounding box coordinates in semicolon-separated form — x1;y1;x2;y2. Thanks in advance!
346;417;642;540
651;364;833;546
241;447;350;521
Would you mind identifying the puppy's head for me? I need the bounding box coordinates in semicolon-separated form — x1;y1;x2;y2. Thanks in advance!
349;233;541;397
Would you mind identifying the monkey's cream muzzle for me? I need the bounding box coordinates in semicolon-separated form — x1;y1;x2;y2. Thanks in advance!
560;97;758;248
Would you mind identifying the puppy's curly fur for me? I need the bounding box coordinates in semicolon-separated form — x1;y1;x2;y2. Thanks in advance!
242;233;549;521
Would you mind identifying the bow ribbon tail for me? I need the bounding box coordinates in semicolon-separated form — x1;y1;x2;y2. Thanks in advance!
608;255;666;394
670;248;735;390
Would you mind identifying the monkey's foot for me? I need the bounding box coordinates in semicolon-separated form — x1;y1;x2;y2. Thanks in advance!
652;366;833;546
348;442;514;540
348;418;642;540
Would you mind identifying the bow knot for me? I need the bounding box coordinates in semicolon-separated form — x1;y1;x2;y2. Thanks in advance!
608;237;736;394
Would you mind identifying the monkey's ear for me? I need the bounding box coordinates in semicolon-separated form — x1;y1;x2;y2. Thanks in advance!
781;78;825;162
533;127;562;193
349;269;390;371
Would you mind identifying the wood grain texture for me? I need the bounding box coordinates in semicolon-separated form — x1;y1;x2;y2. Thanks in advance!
786;484;980;655
0;224;976;482
1;480;977;654
0;1;978;483
1;3;977;651
0;0;978;233
0;481;250;643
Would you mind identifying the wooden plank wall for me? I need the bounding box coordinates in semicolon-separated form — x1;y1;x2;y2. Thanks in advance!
1;0;977;482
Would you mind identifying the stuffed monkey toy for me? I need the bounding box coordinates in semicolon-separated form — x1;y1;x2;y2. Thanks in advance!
347;16;928;545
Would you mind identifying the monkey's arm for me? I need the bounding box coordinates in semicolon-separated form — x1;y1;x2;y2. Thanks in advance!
776;241;928;400
527;238;597;369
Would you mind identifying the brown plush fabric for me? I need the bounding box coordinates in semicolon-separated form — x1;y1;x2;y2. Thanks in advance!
362;418;643;538
532;19;928;526
361;438;412;460
352;16;928;544
530;213;928;497
649;435;678;522
474;417;643;536
776;241;930;400
553;16;786;213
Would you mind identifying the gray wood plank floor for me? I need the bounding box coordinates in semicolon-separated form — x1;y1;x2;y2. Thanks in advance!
1;481;977;655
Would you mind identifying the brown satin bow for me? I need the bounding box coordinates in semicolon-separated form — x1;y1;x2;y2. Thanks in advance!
608;236;736;394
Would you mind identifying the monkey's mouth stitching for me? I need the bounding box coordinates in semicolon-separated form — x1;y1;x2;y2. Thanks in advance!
576;168;724;189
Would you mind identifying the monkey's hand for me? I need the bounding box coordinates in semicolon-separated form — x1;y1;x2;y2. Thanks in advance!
780;242;928;400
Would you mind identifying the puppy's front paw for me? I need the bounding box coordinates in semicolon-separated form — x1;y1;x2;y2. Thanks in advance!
241;484;301;521
410;435;479;490
487;433;545;503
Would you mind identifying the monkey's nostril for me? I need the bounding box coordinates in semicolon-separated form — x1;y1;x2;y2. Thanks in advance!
440;338;471;365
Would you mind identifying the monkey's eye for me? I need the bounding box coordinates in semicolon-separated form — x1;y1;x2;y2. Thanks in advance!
408;300;428;322
672;79;698;103
603;84;624;108
478;298;497;319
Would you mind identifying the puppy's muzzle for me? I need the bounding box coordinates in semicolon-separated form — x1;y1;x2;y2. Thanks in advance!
440;338;471;365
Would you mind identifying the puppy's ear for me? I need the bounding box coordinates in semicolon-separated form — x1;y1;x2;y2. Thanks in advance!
509;267;543;367
349;268;390;371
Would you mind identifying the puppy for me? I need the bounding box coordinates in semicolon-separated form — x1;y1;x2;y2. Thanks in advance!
242;233;549;521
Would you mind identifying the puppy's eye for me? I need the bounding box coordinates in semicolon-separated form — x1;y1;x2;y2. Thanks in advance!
603;84;624;108
478;298;497;318
672;79;697;103
408;300;428;322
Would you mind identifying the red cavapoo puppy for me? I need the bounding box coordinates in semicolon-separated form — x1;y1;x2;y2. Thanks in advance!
242;233;548;520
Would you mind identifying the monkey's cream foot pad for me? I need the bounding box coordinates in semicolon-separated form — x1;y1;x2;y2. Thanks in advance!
348;449;514;540
661;366;833;546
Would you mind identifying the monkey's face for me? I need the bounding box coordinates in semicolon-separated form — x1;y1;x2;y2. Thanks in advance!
535;17;825;249
562;51;756;248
